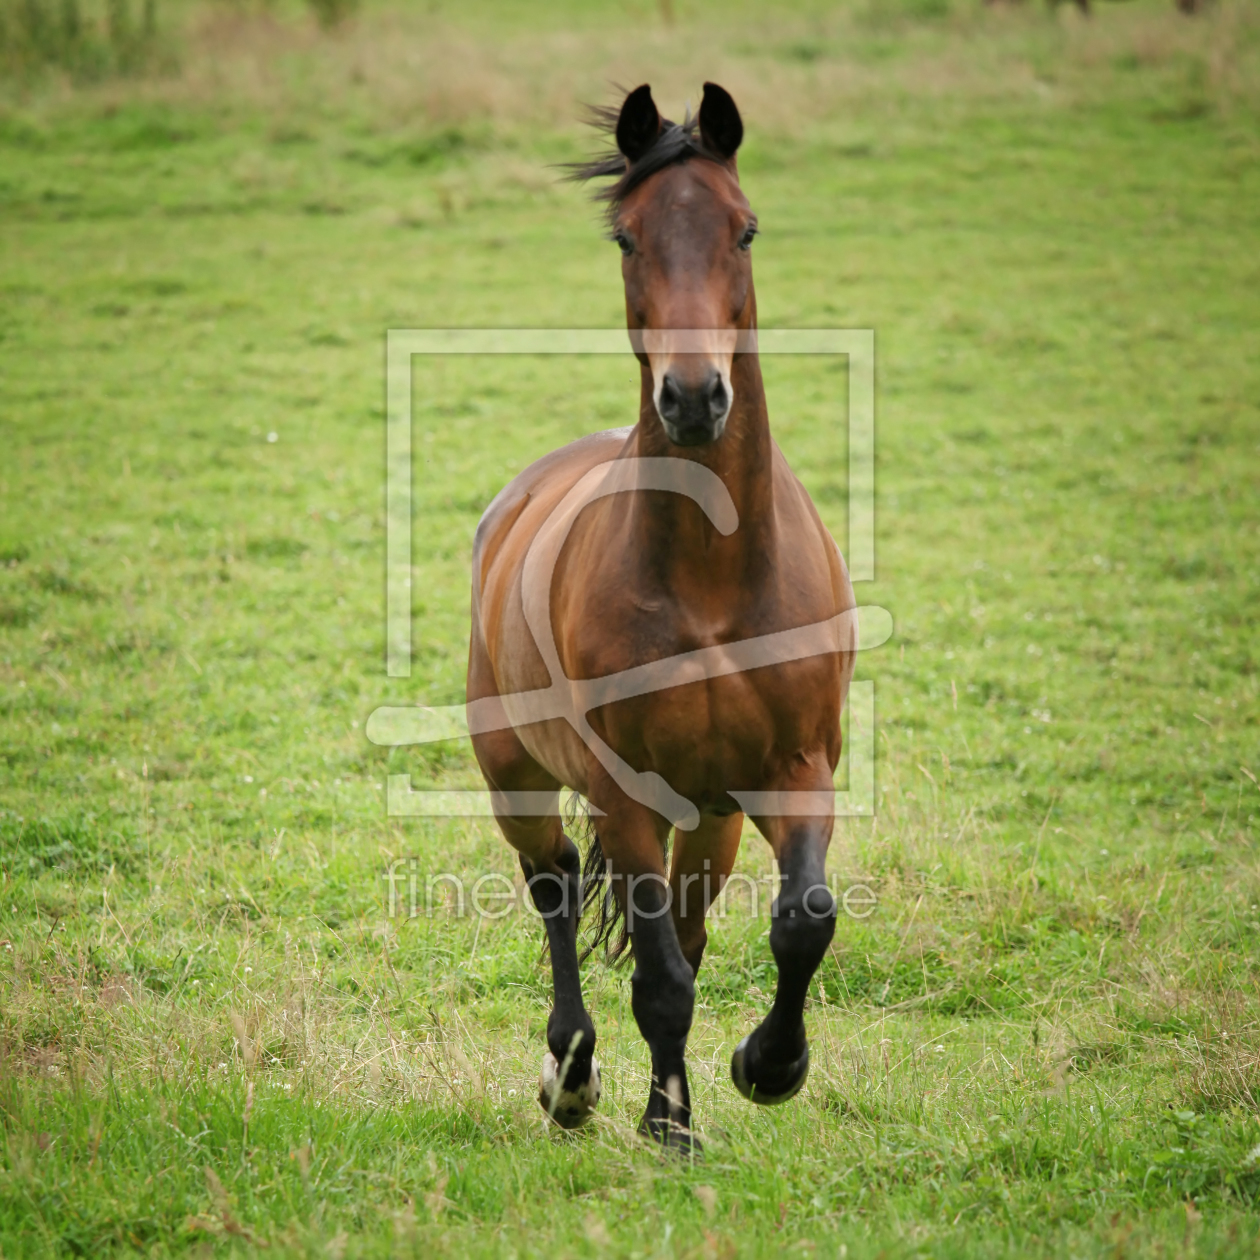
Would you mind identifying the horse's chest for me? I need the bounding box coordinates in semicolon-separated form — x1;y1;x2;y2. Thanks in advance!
584;612;838;779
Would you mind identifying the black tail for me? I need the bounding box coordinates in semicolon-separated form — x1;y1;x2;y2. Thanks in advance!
578;830;630;965
563;793;631;964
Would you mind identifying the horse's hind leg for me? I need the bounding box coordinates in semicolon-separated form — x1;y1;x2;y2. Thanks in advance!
735;768;838;1105
668;813;744;976
598;800;698;1150
474;730;600;1128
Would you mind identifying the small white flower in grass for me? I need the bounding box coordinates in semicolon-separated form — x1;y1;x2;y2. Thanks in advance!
243;775;254;783
267;432;279;443
244;966;253;974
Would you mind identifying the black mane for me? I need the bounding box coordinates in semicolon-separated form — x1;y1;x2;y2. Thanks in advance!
566;98;729;217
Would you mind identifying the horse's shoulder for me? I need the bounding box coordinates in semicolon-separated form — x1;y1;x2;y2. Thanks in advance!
768;443;854;601
472;427;633;584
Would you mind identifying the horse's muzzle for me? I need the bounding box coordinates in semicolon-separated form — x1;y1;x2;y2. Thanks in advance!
657;368;730;447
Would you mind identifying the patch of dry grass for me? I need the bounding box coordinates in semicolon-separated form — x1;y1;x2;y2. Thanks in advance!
8;0;1259;139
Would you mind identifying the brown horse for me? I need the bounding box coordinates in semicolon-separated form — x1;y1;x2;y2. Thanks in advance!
467;82;856;1148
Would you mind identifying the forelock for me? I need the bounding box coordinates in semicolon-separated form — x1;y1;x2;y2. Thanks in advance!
566;99;732;220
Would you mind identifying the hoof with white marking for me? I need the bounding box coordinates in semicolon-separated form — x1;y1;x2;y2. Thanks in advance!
731;1035;809;1105
538;1052;602;1129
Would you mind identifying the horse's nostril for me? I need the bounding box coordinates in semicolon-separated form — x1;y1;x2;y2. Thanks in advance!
659;374;682;420
707;374;728;420
657;370;728;438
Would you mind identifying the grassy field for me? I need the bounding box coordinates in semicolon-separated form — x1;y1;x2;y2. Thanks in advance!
3;0;1260;1255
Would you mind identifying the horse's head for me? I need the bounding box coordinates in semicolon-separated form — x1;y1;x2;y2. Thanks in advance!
577;83;756;448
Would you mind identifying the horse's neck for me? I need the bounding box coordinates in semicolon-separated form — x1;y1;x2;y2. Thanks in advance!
626;353;776;593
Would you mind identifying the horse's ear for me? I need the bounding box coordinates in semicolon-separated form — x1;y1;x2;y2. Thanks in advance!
699;82;743;161
616;84;662;163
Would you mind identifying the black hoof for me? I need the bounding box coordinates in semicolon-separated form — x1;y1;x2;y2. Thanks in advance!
731;1035;810;1105
639;1116;702;1156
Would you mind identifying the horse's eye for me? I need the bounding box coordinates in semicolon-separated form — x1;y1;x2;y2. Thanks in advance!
738;225;758;251
614;232;634;256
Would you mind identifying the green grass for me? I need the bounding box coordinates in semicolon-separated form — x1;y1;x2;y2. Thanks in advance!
2;0;1260;1255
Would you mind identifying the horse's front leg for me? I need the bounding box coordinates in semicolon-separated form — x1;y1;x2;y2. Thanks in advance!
734;757;838;1105
599;801;699;1149
519;831;601;1129
476;725;600;1129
